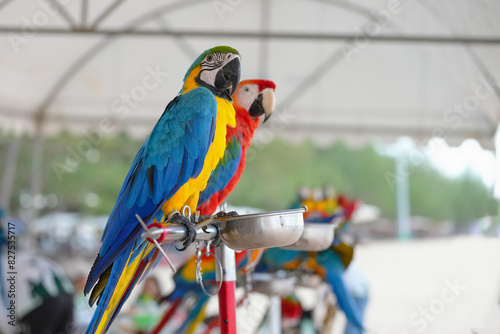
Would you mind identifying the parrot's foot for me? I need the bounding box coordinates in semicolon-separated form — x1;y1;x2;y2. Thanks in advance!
209;212;237;248
170;212;196;251
201;223;223;248
211;229;223;248
197;215;213;223
215;211;239;218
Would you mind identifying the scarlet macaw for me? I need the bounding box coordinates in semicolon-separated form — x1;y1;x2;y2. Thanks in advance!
84;46;241;334
150;79;276;334
197;79;276;215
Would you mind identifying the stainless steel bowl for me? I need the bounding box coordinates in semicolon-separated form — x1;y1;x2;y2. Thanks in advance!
216;207;306;251
280;223;335;251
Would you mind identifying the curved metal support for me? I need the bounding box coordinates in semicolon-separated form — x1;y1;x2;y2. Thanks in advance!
0;0;393;142
0;139;21;212
31;0;216;131
419;0;500;130
258;0;271;78
0;0;13;12
15;0;499;134
47;0;77;29
89;0;127;31
80;0;88;28
28;0;374;129
276;13;382;110
155;16;198;59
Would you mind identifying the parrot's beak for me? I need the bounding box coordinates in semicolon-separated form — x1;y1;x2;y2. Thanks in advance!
249;87;275;123
215;56;241;102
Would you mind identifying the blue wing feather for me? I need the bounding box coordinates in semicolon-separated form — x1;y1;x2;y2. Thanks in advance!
178;147;196;185
317;250;364;330
85;87;218;295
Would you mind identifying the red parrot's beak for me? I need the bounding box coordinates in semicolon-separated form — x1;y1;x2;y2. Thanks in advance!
261;87;275;123
249;87;275;123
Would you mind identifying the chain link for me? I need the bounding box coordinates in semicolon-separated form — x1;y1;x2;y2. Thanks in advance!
195;241;203;285
194;240;223;297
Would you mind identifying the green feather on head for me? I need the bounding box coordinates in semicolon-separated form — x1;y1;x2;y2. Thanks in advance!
184;45;240;81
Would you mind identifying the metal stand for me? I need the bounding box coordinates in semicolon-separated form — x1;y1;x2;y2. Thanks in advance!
141;207;307;334
396;155;412;240
268;295;282;334
216;244;237;334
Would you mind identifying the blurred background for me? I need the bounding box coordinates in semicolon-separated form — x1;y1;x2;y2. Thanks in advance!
0;0;499;333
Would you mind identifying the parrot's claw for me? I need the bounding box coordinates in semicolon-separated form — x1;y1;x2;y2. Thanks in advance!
215;211;239;218
202;224;223;248
170;213;196;251
211;231;223;248
197;215;213;224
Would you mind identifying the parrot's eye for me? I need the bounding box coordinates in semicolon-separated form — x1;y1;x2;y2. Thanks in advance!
243;86;250;93
226;54;232;59
206;54;214;62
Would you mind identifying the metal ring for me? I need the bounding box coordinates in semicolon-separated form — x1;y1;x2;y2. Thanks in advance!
198;251;224;297
145;222;166;244
167;209;179;221
181;205;191;218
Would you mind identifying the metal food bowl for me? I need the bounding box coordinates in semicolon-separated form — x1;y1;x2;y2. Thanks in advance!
280;223;335;251
216;207;306;251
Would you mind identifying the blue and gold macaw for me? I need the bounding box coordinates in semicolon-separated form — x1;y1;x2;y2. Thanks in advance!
84;46;241;334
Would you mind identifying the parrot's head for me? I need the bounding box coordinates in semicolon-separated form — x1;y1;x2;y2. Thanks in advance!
234;79;276;123
183;46;241;101
298;186;312;202
323;185;336;200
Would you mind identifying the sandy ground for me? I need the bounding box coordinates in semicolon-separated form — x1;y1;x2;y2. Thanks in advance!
330;236;500;334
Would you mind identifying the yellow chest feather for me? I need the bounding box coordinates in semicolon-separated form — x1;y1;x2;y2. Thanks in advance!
161;96;236;214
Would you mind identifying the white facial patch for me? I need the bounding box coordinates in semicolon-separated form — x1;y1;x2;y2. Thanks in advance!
199;68;218;87
199;53;240;88
236;84;259;111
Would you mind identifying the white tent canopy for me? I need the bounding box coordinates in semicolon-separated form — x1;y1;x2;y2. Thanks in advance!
1;0;499;149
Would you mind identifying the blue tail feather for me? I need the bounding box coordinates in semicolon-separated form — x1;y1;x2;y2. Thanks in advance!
318;251;364;330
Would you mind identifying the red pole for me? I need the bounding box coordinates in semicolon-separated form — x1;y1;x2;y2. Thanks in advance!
218;280;237;333
216;244;237;334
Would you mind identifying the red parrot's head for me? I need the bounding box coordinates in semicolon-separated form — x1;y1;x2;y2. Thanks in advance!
338;194;360;220
233;79;276;123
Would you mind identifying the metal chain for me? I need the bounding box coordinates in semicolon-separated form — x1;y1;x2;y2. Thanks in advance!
194;240;223;297
195;241;203;285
